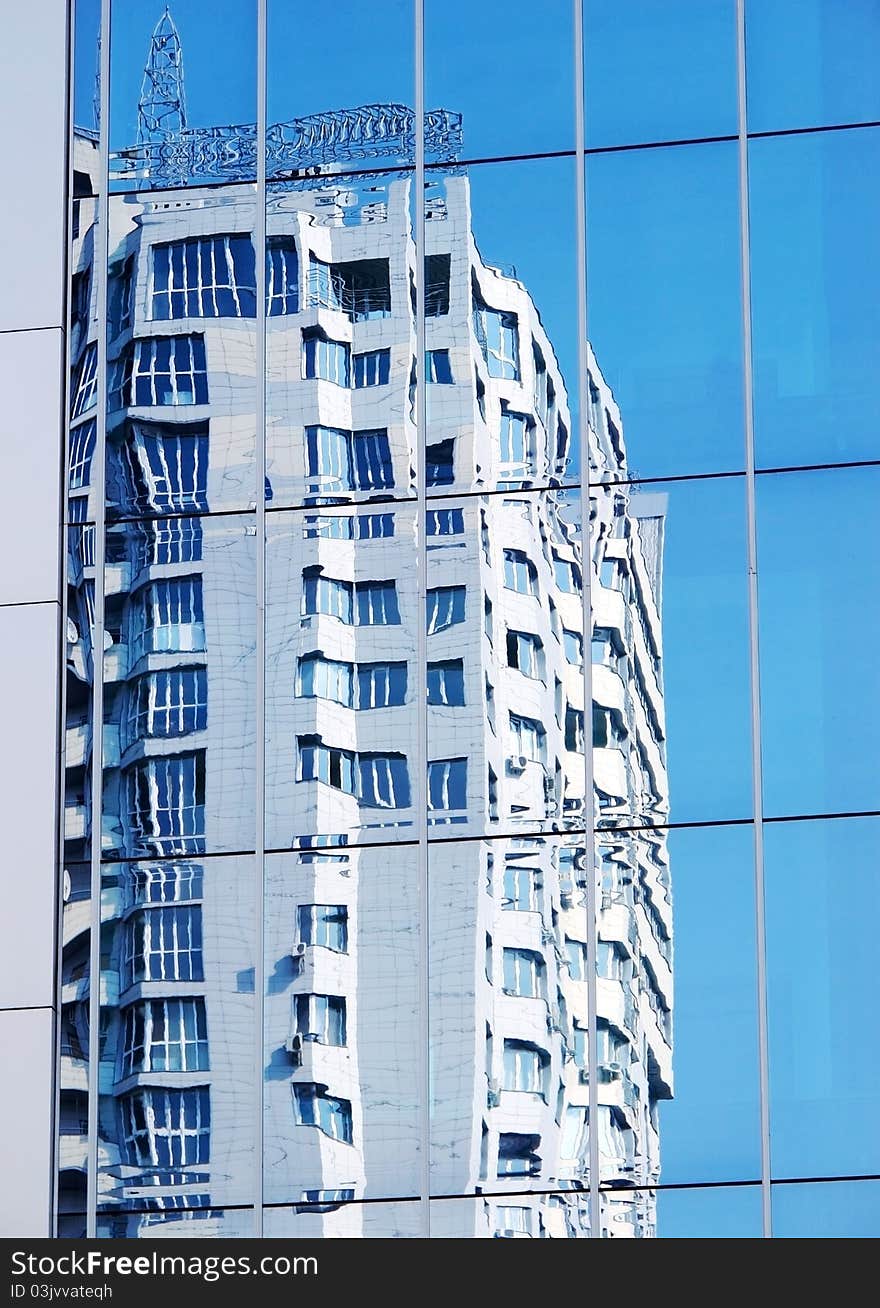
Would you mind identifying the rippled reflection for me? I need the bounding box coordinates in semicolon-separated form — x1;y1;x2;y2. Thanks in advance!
60;3;680;1238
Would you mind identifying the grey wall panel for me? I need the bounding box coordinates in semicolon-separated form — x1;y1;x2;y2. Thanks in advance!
0;1007;55;1236
0;329;64;607
0;0;68;333
0;602;60;1009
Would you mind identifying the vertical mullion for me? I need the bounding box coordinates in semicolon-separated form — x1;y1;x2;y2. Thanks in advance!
85;0;112;1241
254;0;268;1238
53;0;76;1237
414;0;430;1241
574;0;601;1240
736;0;772;1240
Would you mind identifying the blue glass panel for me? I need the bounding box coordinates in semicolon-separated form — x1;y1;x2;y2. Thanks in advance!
584;0;738;149
652;1184;763;1238
644;824;761;1186
746;0;880;134
586;141;745;480
749;128;880;469
757;466;880;818
772;1180;880;1239
766;816;880;1180
426;0;574;161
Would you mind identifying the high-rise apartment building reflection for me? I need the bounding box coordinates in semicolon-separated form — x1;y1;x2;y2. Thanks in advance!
60;11;672;1240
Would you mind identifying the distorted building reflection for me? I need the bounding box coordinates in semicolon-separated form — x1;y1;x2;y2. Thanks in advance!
61;8;672;1240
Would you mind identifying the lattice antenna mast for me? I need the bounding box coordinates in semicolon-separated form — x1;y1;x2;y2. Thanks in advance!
137;7;187;147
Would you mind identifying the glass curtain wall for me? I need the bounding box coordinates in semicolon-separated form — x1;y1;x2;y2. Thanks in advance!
58;0;880;1239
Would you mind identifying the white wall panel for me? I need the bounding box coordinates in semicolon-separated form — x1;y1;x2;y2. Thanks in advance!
0;1007;55;1236
0;0;68;333
0;602;60;1009
0;329;64;607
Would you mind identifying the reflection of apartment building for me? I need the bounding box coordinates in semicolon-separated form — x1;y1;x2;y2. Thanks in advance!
59;18;671;1239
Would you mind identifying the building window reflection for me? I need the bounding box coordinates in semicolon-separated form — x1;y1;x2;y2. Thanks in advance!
293;994;347;1047
129;862;204;906
503;549;539;597
307;254;391;320
112;336;209;409
297;737;411;810
427;757;468;811
121;998;209;1076
426;507;464;539
125;667;208;743
356;661;408;709
501;947;546;999
68;418;96;490
302;329;350;386
352;348;390;388
427;585;466;633
71;342;97;418
509;713;546;765
296;654;422;713
427;658;465;706
499;406;536;482
133;517;203;568
151;233;257;320
296;653;354;707
472;285;520;380
266;238;299;316
497;1132;541;1177
109;256;134;337
502;1041;548;1097
125;752;206;855
118;424;209;514
502;859;541;912
123;904;204;986
426;438;456;486
358;753;411;808
301;571;401;626
292;1085;353;1144
305;425;394;493
506;630;544;679
296;904;348;954
121;1087;211;1169
426;348;454;384
132;577;205;659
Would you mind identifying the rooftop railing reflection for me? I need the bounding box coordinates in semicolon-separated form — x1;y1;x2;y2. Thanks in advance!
107;104;463;189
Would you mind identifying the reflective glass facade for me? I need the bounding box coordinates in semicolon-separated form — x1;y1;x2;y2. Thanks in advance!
0;0;875;1242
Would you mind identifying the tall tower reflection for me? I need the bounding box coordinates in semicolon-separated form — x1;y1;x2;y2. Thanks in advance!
60;11;672;1240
